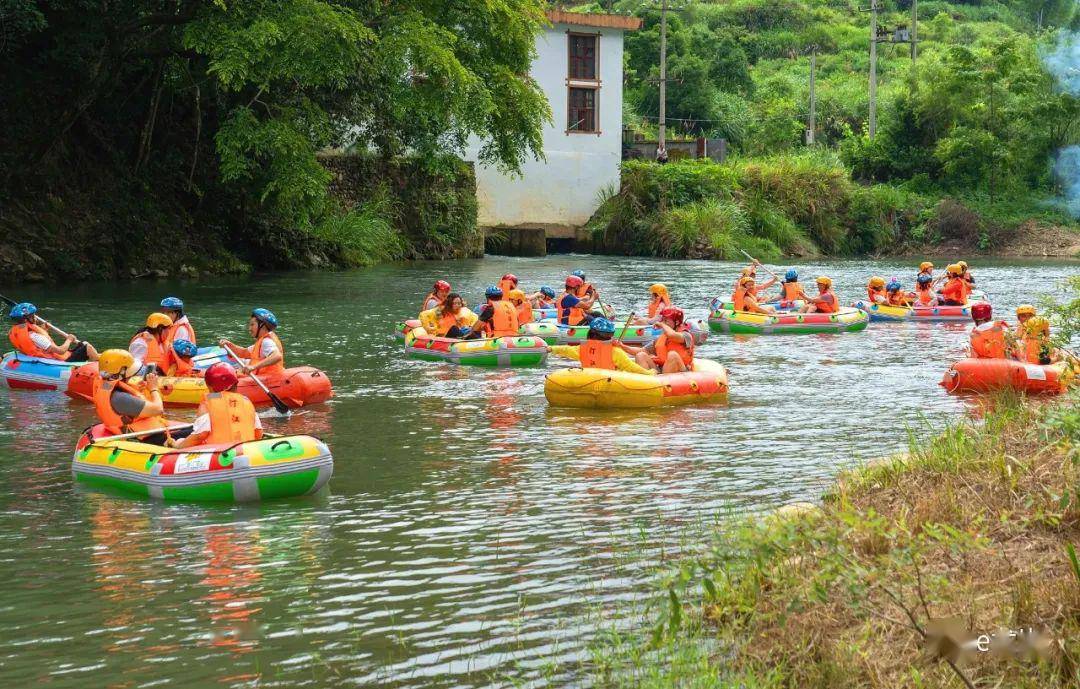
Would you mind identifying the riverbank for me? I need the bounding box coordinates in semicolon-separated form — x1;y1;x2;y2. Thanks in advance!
588;389;1080;688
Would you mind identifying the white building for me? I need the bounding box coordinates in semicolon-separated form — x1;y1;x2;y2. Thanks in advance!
465;10;641;237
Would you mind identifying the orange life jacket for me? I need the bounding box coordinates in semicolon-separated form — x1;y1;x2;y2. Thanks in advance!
516;301;534;325
647;296;671;319
655;327;694;367
164;317;196;350
579;340;616;370
781;282;804;301
887;291;910;307
92;377;168;435
130;331;170;370
914;287;936;306
867;287;886;303
816;291;839;313
498;279;517;295
940;278;967;305
732;286;748;312
9;323;64;360
436;309;461;336
203;391;261;444
559;294;587;326
1021;336;1050;365
166;352;195;376
969;321;1008;359
251;331;285;375
483;300;519;337
575;282;594;299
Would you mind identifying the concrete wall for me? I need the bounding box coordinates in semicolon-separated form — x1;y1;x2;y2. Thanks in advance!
465;24;626;230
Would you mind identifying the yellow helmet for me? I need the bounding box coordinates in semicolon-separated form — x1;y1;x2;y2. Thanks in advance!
957;260;969;270
1025;316;1050;336
919;261;934;271
946;263;962;276
869;276;886;288
1016;304;1036;317
507;289;526;302
98;349;136;378
739;276;755;287
649;283;669;295
145;312;173;329
816;276;833;287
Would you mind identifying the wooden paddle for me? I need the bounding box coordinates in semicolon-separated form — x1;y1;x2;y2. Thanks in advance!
613;311;637;347
737;249;781;281
222;342;292;417
92;424;195;443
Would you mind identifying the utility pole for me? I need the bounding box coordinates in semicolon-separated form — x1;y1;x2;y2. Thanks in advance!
657;0;668;161
869;0;879;138
911;0;918;62
807;47;817;145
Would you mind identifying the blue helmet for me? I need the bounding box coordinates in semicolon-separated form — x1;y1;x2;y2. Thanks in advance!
589;318;616;334
571;270;586;279
485;285;503;300
160;296;184;311
251;308;278;328
172;339;198;358
8;302;36;320
917;274;933;285
540;286;556;299
785;269;798;281
886;280;902;291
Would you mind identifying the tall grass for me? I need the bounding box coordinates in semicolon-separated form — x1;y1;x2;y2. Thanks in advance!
310;188;405;266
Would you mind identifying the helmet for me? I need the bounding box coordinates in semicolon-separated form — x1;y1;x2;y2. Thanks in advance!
99;349;136;378
919;261;934;272
659;307;685;326
159;296;184;311
146;312;173;329
172;339;198;358
8;302;37;320
508;289;526;302
565;276;584;288
540;286;556;299
739;276;755;287
501;273;518;284
917;274;933;285
485;285;503;299
572;270;586;279
251;308;278;328
970;303;992;321
785;269;798;281
886;280;902;292
649;283;668;295
816;276;833;287
869;276;886;288
589;318;616;334
204;362;239;392
1025;317;1050;336
957;261;969;270
1016;304;1036;317
946;264;962;276
434;280;451;292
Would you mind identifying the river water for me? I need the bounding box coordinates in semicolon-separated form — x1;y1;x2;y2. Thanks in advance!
0;256;1076;688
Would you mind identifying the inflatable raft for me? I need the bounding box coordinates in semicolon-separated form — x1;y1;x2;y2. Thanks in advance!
940;357;1077;395
404;328;548;367
0;352;82;391
65;363;333;408
73;424;333;502
544;358;729;409
521;320;709;346
708;307;868;335
709;298;805;313
852;300;975;323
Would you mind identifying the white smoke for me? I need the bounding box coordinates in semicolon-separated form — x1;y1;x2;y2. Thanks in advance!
1042;32;1080;215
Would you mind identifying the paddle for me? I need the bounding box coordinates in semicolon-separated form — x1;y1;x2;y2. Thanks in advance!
613;311;637;347
92;424;195;443
737;249;781;281
0;293;76;340
221;342;292;417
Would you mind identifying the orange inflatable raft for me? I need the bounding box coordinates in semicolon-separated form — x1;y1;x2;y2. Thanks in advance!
65;363;333;408
940;357;1077;395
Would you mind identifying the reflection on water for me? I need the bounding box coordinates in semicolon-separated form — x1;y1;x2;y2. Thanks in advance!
0;256;1076;687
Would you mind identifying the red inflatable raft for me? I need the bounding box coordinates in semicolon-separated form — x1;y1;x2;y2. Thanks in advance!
940;358;1077;395
65;363;333;408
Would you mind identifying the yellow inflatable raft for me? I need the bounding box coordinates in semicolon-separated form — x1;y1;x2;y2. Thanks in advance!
544;358;729;409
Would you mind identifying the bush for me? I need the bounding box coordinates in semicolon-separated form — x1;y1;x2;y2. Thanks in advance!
654;199;780;260
845;184;923;254
310;189;405;266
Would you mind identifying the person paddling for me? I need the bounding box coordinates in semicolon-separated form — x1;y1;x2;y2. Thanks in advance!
7;302;98;362
800;276;839;313
885;279;913;307
570;270;598;301
130;313;174;372
734;277;776;314
219;308;284;376
968;303;1009;359
93;349;186;445
159;297;196;347
168;363;262;449
550;318;655;374
917;261;934;283
422;281;451;312
558;276;596;326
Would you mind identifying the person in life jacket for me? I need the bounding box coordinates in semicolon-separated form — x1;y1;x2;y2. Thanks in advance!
466;286;519;339
130;312;174;372
779;269;809;303
733;262;778;296
800;276;839;313
937;264;970;306
957;260;975;287
498;273;519;296
529;286;557;309
422;280;451;313
558;276;596;326
1019;316;1056;365
549;318;655;374
866;276;887;304
733;277;776;314
967;303;1009;359
219;308;284;376
626;307;695;373
885;279;913;307
159;296;196;348
169;363;263;449
917;261;935;283
92;348;185;444
570;270;598;300
420;293;477;337
1014;304;1036;339
913;274;936;306
633;283;673;323
7;302;98;362
166;339;199;376
507;289;533;325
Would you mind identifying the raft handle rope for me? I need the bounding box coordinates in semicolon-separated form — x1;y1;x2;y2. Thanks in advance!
546;370;684;394
80;425;318;457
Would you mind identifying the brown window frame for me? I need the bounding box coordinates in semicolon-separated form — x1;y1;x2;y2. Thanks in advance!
566;31;602;135
567;86;598;134
568;33;598;80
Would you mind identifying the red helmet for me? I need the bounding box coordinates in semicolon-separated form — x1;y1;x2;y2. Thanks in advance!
565;275;584;288
204;362;239;392
501;273;518;283
660;307;685;326
434;280;451;292
970;302;992;322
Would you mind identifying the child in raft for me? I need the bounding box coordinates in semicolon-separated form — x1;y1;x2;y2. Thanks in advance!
733;277;776;314
866;276;887;304
778;270;810;303
968;303;1010;359
912;274;936;306
549;318;655;374
937;264;970;306
558;276;597;326
508;289;533;325
166;339;198;376
885;279;913;307
465;286;519;339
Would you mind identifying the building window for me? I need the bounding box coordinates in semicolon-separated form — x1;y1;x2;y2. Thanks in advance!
568;87;597;132
568;34;597;80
